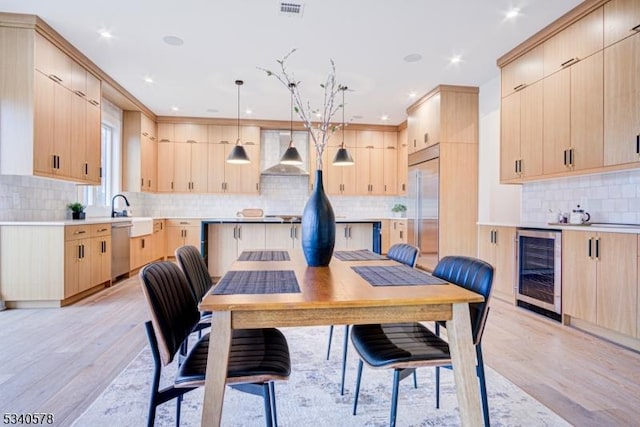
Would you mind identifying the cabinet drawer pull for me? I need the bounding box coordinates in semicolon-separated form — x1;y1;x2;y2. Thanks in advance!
632;24;640;32
88;99;100;106
563;149;568;166
74;90;86;98
98;228;108;232
187;139;197;143
513;83;526;92
588;238;593;258
595;237;600;259
160;138;170;142
560;57;579;68
48;74;62;83
74;230;87;235
636;135;639;155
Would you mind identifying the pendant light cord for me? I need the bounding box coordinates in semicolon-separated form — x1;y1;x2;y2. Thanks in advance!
236;80;243;145
341;86;347;148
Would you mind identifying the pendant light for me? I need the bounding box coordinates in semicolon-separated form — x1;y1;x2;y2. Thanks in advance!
332;86;354;166
280;82;303;165
226;80;251;164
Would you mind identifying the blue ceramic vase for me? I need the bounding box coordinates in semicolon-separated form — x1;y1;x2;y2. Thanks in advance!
301;170;335;266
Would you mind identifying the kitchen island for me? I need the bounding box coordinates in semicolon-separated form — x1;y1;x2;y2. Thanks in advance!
200;218;383;276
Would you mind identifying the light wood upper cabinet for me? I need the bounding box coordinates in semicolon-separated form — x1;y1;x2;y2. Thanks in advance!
543;7;604;78
355;131;385;195
383;131;398;195
604;0;640;47
123;111;157;192
570;51;604;171
207;125;260;194
174;123;208;143
604;32;640;166
173;141;208;192
542;52;603;175
156;140;174;192
501;45;544;98
35;33;72;86
326;130;357;195
500;80;543;181
397;127;408;195
30;32;101;184
498;0;640;182
406;86;478;154
563;230;637;337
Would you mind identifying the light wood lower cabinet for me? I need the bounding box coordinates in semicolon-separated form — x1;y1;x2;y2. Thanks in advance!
207;223;267;277
89;224;111;291
563;230;637;337
477;226;516;302
265;223;302;253
0;223;111;307
166;219;201;258
151;219;166;262
129;234;153;271
334;223;374;251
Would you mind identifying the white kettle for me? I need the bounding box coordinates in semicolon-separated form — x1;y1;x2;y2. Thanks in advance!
569;205;590;224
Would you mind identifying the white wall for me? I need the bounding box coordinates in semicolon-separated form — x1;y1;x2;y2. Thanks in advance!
478;76;521;224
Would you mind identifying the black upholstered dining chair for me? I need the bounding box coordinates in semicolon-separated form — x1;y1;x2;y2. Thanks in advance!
139;261;291;427
326;243;420;395
349;255;494;427
175;245;213;335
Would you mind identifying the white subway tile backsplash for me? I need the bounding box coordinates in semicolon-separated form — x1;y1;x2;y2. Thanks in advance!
522;169;640;224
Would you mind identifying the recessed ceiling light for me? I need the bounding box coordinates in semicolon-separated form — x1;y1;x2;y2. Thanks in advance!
505;7;521;20
450;55;463;65
171;106;179;112
143;76;154;84
408;92;417;99
403;53;422;63
206;108;219;113
98;30;113;39
163;35;184;46
381;115;389;121
245;109;253;115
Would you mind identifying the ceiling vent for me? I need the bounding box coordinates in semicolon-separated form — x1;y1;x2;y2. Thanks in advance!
280;2;304;17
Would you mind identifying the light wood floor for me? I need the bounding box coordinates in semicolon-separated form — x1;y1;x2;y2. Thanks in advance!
1;276;639;426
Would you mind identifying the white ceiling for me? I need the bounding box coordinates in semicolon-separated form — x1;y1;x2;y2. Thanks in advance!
1;0;583;125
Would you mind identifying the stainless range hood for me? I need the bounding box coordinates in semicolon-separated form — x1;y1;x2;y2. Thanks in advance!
261;130;310;176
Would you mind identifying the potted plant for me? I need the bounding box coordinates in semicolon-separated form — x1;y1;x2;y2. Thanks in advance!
67;202;86;220
391;203;407;218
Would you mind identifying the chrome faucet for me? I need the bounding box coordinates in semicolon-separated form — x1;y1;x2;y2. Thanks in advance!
111;194;131;217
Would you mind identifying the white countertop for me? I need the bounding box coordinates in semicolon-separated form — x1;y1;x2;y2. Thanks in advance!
0;217;135;226
479;221;640;234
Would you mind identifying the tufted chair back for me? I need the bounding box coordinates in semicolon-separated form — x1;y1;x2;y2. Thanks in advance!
433;256;494;345
387;243;419;267
139;261;200;365
175;245;212;303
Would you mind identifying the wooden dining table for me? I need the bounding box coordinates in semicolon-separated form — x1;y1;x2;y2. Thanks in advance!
199;250;485;426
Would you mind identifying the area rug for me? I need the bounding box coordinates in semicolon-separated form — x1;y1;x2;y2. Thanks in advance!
73;326;569;426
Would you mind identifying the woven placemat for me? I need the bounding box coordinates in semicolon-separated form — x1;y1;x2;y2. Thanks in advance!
212;270;300;295
237;250;291;261
351;265;447;286
333;249;386;261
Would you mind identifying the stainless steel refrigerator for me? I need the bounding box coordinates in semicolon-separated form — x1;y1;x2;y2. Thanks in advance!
407;145;439;271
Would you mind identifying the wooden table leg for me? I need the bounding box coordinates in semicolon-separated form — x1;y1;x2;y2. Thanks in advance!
446;302;483;427
201;311;231;426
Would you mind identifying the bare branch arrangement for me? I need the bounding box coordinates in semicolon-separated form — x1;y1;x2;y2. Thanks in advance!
259;49;346;170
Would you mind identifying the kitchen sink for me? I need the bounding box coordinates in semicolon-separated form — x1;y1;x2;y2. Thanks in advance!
129;217;154;237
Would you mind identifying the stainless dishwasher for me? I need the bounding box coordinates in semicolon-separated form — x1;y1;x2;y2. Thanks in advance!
111;221;132;281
